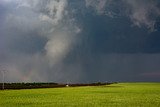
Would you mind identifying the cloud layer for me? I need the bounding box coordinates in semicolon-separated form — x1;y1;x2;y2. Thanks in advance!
0;0;160;82
0;0;82;82
85;0;160;30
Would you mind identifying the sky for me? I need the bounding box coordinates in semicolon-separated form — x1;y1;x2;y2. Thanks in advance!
0;0;160;83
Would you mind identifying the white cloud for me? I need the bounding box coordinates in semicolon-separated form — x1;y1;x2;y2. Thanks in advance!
39;0;67;25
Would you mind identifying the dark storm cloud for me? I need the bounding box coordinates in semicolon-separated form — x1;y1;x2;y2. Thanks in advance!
85;0;160;31
0;0;160;83
82;54;160;82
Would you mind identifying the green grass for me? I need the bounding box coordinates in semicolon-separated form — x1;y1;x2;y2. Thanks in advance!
0;83;160;107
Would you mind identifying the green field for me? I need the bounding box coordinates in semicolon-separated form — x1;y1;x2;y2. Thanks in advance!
0;83;160;107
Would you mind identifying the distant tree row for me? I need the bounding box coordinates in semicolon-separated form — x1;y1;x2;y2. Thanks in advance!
0;82;115;90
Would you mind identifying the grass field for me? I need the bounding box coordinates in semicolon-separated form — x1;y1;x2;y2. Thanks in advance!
0;83;160;107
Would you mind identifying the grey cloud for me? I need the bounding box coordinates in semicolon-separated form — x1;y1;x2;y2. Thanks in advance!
82;54;160;82
85;0;160;31
85;0;108;14
0;0;82;82
124;0;160;31
1;0;160;83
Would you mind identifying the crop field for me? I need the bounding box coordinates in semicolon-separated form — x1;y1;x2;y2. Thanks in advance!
0;83;160;107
